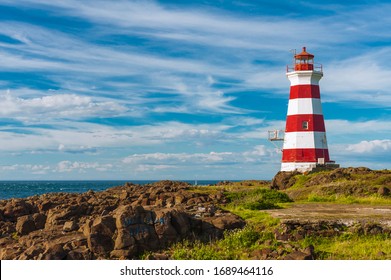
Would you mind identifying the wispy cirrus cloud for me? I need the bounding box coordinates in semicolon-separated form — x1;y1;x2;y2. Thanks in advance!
121;145;274;179
0;0;389;179
0;91;127;121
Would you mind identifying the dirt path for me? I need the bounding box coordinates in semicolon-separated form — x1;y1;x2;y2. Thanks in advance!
265;203;391;225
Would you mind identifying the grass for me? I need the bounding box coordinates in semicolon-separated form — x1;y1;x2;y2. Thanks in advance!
306;193;391;204
284;170;391;205
166;220;391;260
164;170;391;260
188;180;271;194
227;207;281;227
170;226;259;260
296;233;391;260
225;187;293;210
166;185;287;260
169;224;280;260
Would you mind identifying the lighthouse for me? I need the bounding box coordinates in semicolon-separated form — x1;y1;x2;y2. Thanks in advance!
281;47;336;172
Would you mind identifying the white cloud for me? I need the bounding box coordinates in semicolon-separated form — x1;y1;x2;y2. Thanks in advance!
225;117;264;126
135;164;174;172
123;145;272;169
325;119;391;136
0;91;127;121
243;145;267;157
123;151;235;165
346;139;391;154
0;164;51;174
56;160;113;173
0;121;234;152
0;1;389;179
58;144;98;154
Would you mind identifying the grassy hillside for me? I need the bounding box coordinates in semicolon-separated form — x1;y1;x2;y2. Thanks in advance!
146;168;391;260
282;167;391;204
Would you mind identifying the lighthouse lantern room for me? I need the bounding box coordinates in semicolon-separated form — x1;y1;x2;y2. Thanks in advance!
281;47;338;172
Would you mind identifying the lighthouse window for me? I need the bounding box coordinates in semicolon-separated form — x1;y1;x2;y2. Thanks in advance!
302;121;309;130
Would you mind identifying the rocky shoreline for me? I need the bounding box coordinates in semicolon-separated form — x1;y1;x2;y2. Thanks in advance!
1;168;390;260
0;180;244;260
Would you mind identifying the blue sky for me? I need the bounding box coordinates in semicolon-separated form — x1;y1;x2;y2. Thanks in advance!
0;0;390;180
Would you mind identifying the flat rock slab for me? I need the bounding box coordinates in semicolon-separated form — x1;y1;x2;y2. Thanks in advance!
265;203;391;225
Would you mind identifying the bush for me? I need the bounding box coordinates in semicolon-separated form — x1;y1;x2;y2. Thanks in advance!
243;201;278;210
226;188;292;210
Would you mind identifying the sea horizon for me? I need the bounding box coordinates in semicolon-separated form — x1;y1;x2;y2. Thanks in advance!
0;179;257;200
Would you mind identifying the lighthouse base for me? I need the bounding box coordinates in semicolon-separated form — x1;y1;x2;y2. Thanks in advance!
281;162;317;173
281;162;340;173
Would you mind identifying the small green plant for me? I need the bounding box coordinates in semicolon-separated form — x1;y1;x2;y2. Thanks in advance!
219;226;261;249
11;232;19;241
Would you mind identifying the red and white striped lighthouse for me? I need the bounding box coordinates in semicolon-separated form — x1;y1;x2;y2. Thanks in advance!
281;47;334;172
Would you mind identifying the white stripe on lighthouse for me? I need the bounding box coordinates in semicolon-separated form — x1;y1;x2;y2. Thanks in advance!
286;71;323;86
287;98;323;116
281;162;317;172
283;131;328;149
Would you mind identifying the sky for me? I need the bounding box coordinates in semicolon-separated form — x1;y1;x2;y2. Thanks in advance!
0;0;390;180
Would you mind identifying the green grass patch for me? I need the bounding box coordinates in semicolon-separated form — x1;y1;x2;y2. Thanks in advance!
290;174;311;189
169;224;277;260
296;233;391;260
306;193;391;204
188;180;270;195
224;207;280;227
226;187;293;210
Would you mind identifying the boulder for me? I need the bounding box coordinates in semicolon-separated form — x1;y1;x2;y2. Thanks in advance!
170;210;191;236
85;215;116;257
110;249;136;260
66;248;93;260
0;246;23;260
283;250;313;260
209;214;245;231
115;205;148;229
87;233;113;257
38;201;54;212
63;221;78;232
19;245;45;260
0;180;248;260
39;244;67;260
378;186;390;196
32;213;47;230
271;171;300;190
3;200;36;221
114;229;136;250
16;215;36;235
153;210;179;245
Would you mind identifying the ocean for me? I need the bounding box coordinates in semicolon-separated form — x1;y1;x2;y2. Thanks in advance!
0;180;225;200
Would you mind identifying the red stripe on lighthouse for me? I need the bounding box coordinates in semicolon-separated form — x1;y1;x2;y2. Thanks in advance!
285;114;326;132
289;85;320;99
282;148;330;162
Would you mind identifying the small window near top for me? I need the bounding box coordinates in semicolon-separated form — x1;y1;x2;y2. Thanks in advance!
302;121;309;130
